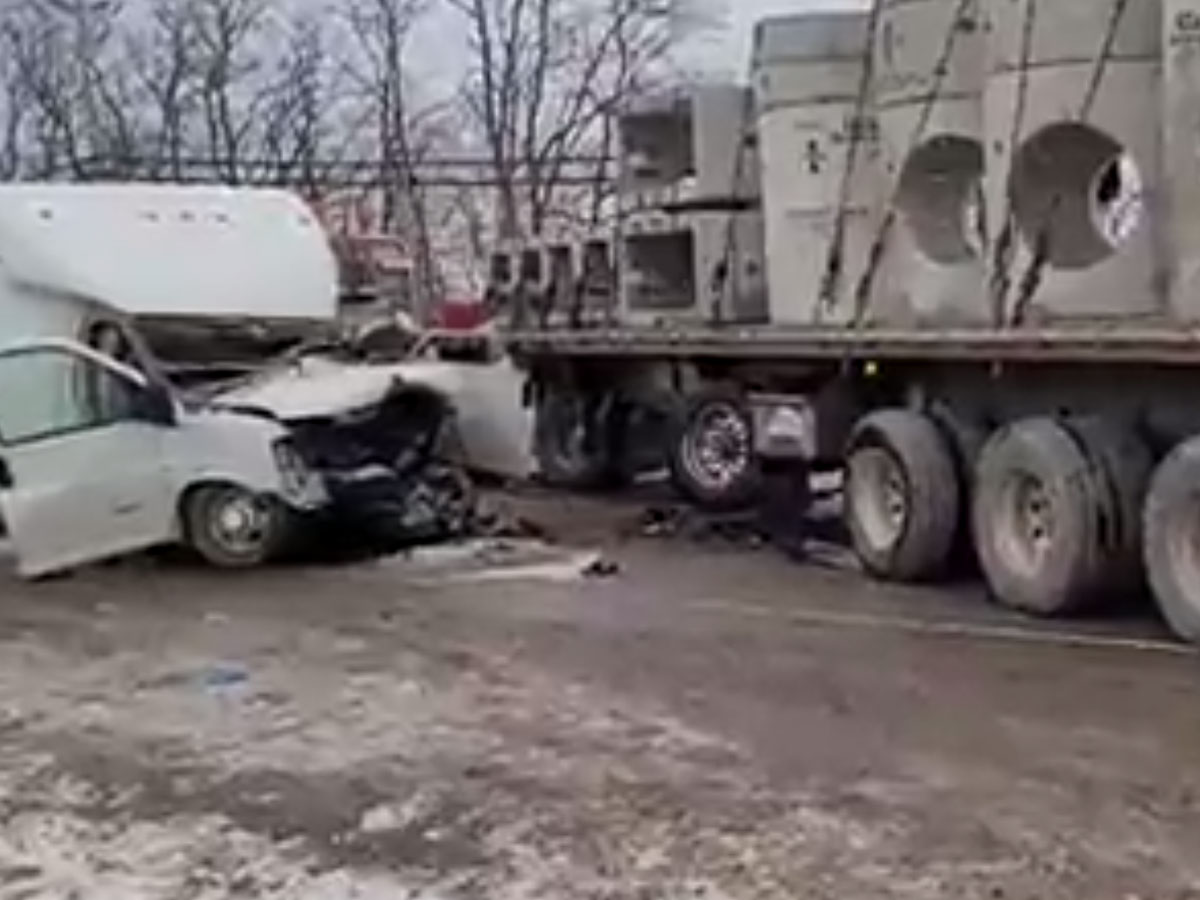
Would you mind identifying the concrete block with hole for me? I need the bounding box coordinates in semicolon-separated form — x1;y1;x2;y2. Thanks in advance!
870;0;989;327
753;12;882;326
983;0;1163;325
618;210;767;325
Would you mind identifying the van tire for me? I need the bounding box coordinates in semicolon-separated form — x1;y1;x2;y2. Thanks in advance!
845;410;960;582
1144;438;1200;643
184;485;287;569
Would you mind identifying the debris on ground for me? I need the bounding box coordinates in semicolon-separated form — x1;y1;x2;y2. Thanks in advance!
632;471;848;564
581;557;622;579
381;538;610;587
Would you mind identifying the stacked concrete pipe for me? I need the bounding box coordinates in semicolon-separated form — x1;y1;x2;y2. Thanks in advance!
868;0;989;327
753;12;880;326
984;0;1163;325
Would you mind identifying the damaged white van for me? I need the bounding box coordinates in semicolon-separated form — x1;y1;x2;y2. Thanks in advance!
0;184;335;576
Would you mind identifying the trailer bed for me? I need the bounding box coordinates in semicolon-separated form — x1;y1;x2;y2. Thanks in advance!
507;324;1200;366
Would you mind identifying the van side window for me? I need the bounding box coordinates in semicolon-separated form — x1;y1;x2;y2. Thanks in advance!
0;349;139;445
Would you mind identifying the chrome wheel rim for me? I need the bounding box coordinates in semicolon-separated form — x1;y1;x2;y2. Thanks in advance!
681;403;752;492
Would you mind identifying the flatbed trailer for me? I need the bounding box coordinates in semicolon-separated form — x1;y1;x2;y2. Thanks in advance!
510;325;1200;366
501;0;1200;645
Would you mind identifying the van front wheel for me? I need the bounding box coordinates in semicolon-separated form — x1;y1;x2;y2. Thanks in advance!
184;485;288;569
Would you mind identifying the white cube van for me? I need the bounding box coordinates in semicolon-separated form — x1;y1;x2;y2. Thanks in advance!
0;184;338;576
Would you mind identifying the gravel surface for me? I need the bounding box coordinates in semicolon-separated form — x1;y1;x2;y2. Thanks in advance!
0;490;1196;899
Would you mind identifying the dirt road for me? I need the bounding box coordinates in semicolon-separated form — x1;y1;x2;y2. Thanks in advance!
0;491;1197;898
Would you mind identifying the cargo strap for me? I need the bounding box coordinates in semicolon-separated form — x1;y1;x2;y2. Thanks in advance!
988;0;1041;326
816;0;885;322
850;0;979;326
709;89;758;325
1002;0;1133;327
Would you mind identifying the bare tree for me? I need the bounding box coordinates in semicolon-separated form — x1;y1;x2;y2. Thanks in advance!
189;0;270;182
0;14;29;178
343;0;449;318
256;13;339;190
449;0;711;240
125;0;200;180
5;0;120;177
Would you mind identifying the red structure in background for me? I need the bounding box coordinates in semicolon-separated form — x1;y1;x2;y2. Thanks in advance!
434;298;489;331
303;189;414;304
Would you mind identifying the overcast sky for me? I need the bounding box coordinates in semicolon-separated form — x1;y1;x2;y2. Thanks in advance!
408;0;869;88
700;0;868;77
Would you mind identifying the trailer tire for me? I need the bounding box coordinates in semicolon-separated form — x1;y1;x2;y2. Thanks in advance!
973;418;1106;616
845;410;960;582
534;387;619;490
1067;417;1151;593
670;387;762;511
1144;437;1200;643
183;484;288;569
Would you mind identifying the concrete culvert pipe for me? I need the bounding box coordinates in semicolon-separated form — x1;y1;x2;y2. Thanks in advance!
871;0;988;326
896;136;986;266
1008;122;1144;271
984;0;1162;322
753;11;879;326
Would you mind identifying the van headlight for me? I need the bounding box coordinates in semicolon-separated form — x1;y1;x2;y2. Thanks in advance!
272;439;312;495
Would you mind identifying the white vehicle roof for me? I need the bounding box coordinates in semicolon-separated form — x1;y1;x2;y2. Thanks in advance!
0;183;338;321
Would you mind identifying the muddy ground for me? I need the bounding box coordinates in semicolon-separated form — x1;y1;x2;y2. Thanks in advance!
0;488;1197;899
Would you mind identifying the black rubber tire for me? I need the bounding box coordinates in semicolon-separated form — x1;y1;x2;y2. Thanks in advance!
926;404;989;571
844;409;961;582
1144;437;1200;643
183;484;288;570
972;418;1107;616
1066;417;1152;594
669;386;763;512
533;387;617;490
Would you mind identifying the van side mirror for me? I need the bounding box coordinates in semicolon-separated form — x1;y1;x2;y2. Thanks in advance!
133;382;177;426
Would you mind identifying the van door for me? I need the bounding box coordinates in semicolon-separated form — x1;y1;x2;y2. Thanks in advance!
0;341;178;577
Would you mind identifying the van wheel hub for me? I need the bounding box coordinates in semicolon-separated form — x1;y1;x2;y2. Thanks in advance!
210;494;271;553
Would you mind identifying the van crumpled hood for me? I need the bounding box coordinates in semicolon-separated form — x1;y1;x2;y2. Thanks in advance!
213;352;535;480
214;356;434;421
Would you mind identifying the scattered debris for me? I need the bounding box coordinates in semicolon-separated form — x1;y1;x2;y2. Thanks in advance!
358;805;404;836
202;666;250;691
581;557;622;579
634;470;847;562
388;539;609;587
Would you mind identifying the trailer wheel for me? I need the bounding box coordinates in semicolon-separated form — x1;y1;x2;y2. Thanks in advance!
534;387;618;490
845;410;960;582
1144;437;1200;643
973;418;1106;616
670;387;762;511
184;484;288;569
1067;417;1152;592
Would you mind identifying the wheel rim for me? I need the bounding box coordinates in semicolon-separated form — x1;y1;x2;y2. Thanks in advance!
681;403;752;492
996;472;1056;578
1165;495;1200;601
209;491;272;556
850;448;909;551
